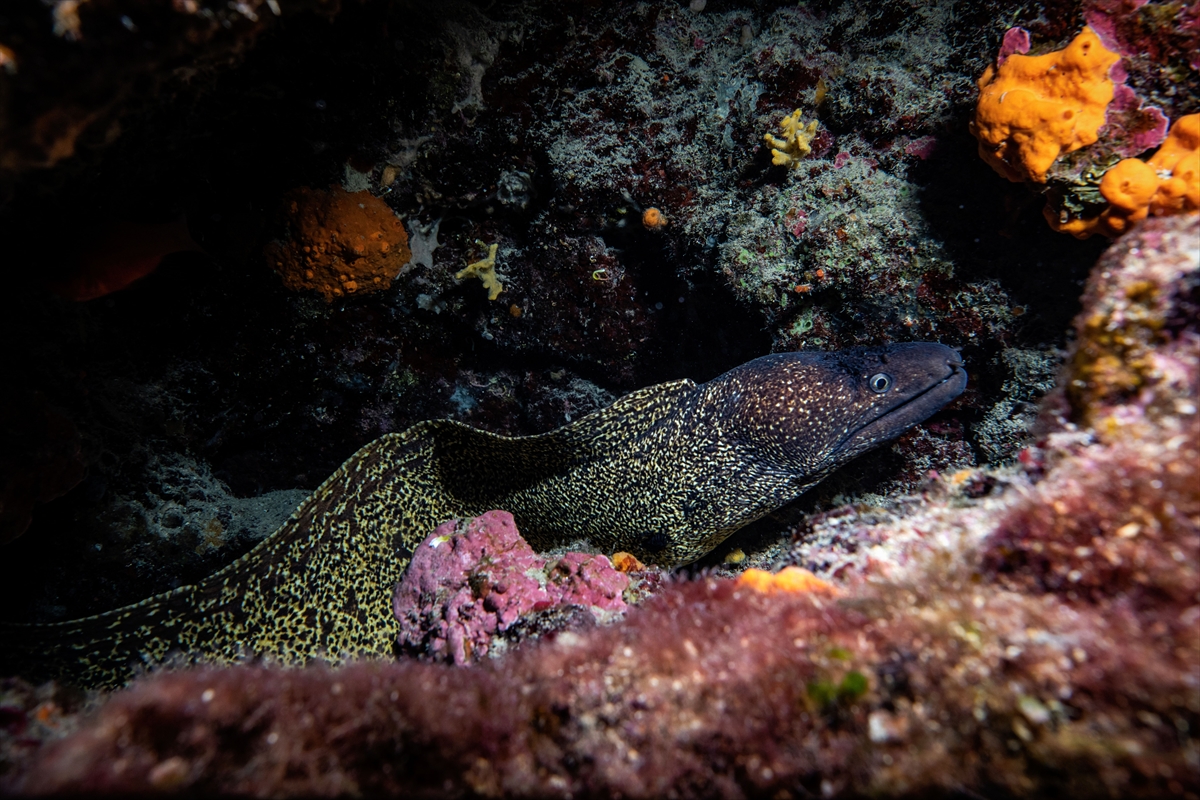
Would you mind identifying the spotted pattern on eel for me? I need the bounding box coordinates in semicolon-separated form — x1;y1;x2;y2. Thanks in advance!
1;343;966;688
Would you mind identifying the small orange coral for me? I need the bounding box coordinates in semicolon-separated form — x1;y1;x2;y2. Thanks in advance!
971;27;1120;183
736;566;839;596
265;186;411;303
641;207;666;230
1047;114;1200;238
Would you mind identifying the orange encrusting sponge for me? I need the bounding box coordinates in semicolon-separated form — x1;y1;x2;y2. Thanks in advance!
971;27;1120;184
1047;114;1200;238
1147;113;1200;215
736;567;840;596
265;186;411;303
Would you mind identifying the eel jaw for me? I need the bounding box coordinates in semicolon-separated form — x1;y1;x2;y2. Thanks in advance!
835;354;968;463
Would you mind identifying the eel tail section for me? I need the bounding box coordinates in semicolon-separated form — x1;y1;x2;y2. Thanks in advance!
0;424;466;688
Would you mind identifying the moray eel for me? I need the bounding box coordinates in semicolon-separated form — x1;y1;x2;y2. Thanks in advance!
1;343;965;688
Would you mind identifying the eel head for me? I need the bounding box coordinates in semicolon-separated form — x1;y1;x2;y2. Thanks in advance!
709;342;967;480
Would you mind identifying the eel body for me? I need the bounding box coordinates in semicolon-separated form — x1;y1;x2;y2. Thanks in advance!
1;343;965;687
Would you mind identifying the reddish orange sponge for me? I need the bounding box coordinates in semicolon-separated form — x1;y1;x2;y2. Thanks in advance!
1047;114;1200;238
971;27;1120;183
641;207;667;230
265;186;411;302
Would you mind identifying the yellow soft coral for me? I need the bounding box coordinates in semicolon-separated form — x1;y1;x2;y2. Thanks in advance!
1047;114;1200;238
971;27;1120;183
764;110;819;168
455;242;503;300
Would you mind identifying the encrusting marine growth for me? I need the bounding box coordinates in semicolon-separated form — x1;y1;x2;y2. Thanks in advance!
971;26;1120;184
1047;113;1200;238
394;510;630;664
1;344;965;688
264;185;412;302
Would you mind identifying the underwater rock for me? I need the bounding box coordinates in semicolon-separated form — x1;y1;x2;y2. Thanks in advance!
1065;213;1199;422
0;391;84;545
7;215;1197;797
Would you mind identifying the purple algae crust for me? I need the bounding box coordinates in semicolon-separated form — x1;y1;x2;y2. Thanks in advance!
393;510;628;664
997;26;1032;63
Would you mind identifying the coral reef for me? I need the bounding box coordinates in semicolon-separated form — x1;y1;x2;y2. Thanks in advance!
2;0;1195;792
265;186;411;303
394;510;630;664
971;27;1121;184
6;214;1197;797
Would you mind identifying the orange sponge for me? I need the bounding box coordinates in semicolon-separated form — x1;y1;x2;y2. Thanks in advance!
1047;114;1200;238
265;186;411;302
1147;113;1200;215
971;27;1120;183
736;567;840;596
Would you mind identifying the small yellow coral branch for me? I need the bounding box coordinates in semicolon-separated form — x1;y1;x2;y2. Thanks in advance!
455;242;503;300
764;109;819;168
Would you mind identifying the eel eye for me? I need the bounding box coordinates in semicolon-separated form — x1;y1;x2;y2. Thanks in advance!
869;373;893;393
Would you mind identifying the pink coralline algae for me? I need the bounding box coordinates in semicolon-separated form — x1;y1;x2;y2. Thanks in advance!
393;510;629;664
1105;85;1170;158
901;135;939;160
1084;0;1200;70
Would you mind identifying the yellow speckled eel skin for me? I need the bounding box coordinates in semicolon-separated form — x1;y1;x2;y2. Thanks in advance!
1;344;965;688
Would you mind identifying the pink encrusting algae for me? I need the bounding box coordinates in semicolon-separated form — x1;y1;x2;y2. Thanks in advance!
394;510;630;664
